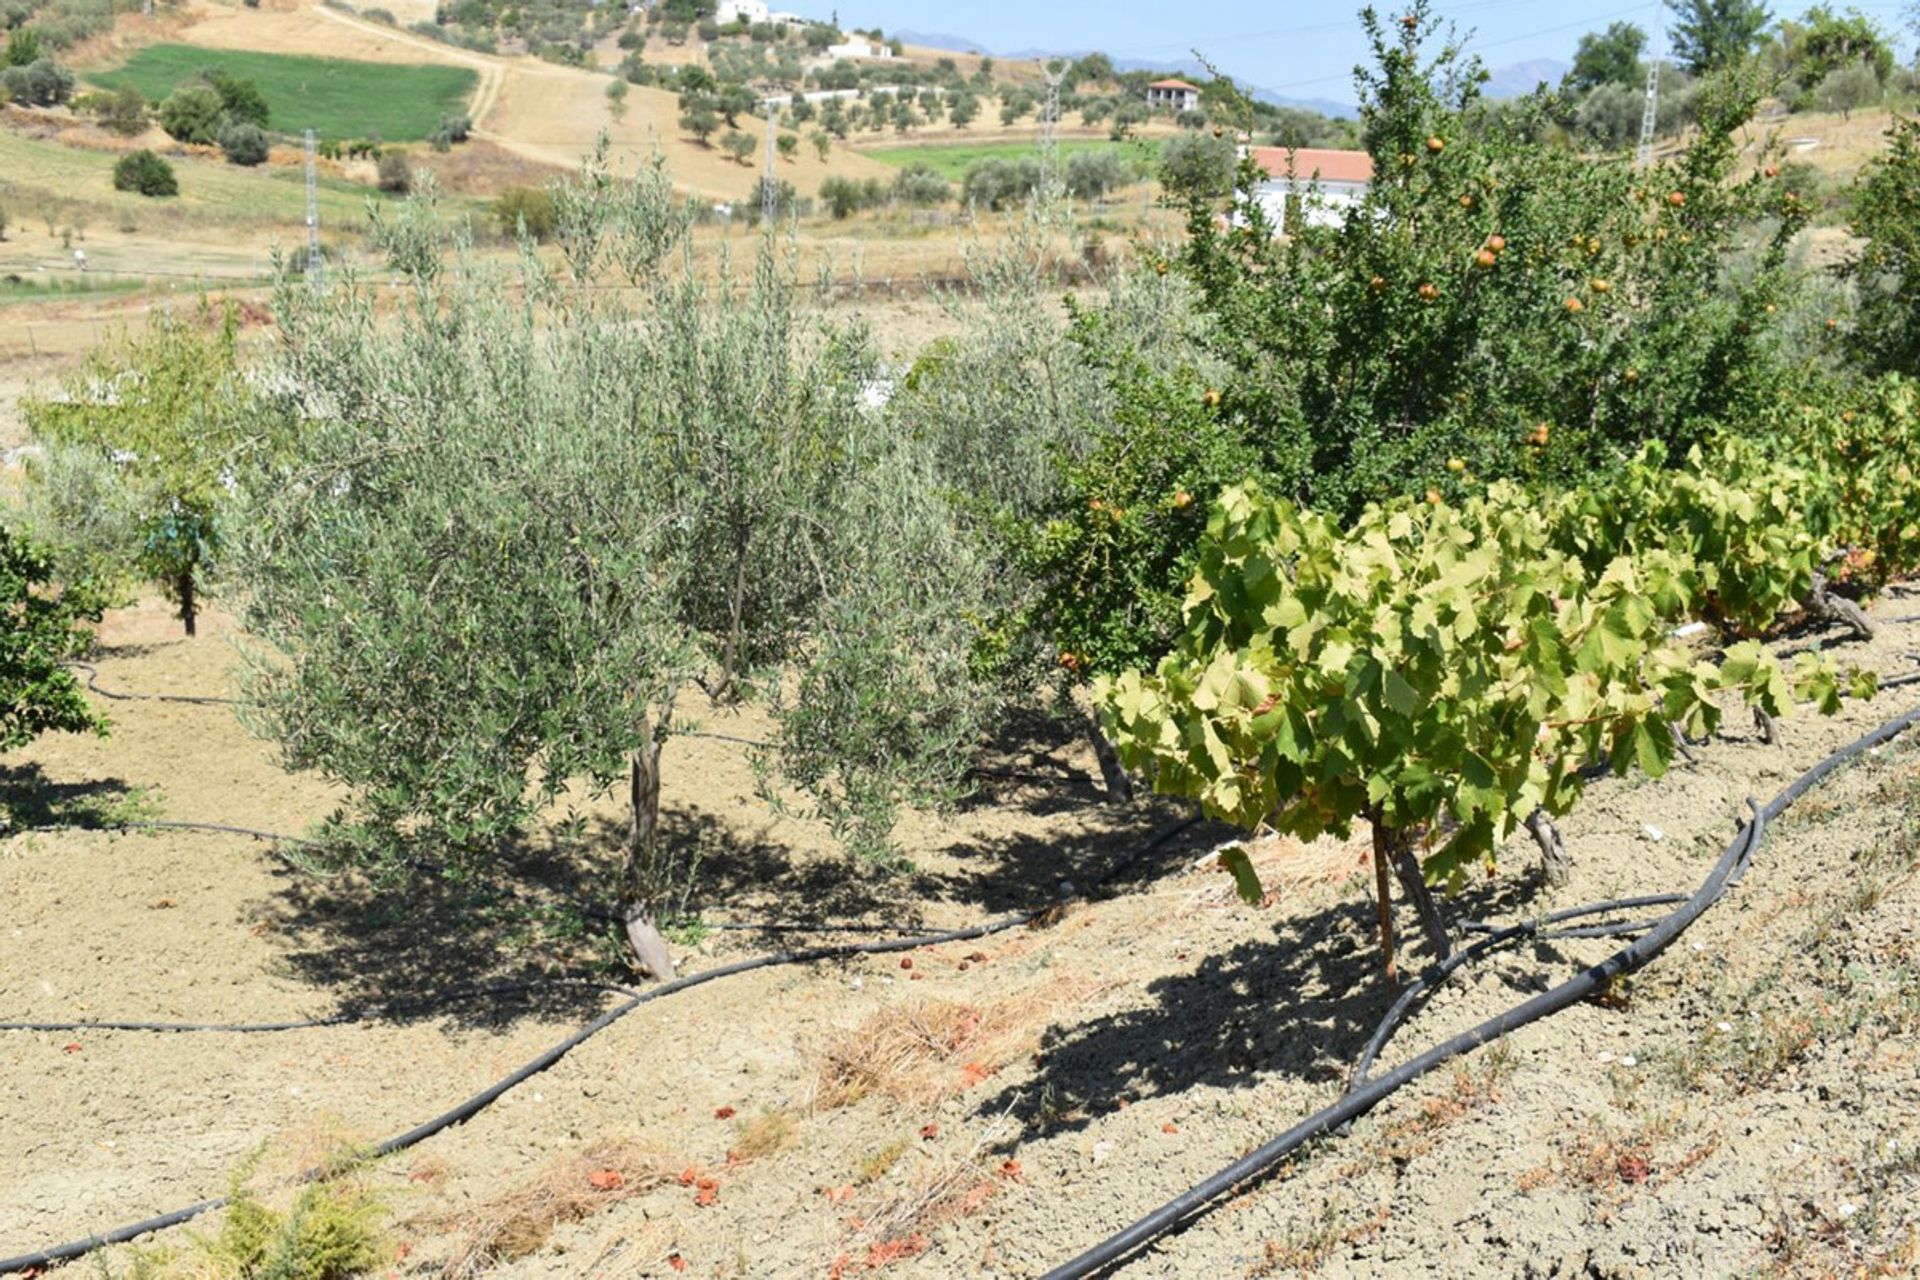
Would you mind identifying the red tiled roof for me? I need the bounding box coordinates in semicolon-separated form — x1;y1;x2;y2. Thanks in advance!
1148;78;1202;91
1249;147;1374;184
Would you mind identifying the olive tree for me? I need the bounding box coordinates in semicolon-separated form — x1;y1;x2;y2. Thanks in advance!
25;304;261;635
229;153;997;977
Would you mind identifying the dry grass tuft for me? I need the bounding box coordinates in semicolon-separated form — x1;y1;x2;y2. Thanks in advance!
422;1136;678;1276
809;980;1100;1111
729;1108;797;1164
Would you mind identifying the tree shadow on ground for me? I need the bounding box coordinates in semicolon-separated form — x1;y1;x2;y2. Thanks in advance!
260;783;1220;1032
265;826;641;1032
919;801;1223;915
0;762;155;830
971;864;1560;1135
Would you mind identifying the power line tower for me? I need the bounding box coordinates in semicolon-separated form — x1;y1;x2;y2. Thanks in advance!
304;128;322;286
1038;63;1067;200
761;98;778;222
1636;2;1663;168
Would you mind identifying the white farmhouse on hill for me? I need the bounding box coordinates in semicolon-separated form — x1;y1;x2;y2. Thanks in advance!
1246;146;1373;229
717;0;804;25
1146;78;1201;112
824;35;893;60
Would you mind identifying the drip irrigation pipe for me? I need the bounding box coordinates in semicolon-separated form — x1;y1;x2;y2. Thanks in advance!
53;673;1101;790
1351;894;1695;1093
12;822;1021;942
0;813;1203;1275
1038;702;1920;1280
63;663;242;707
15;649;1911;1271
21;817;325;848
700;918;943;935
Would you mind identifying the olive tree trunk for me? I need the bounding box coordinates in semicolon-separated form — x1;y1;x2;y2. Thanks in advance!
178;567;197;637
620;713;678;981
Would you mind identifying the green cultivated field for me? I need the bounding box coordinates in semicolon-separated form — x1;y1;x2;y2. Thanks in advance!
88;45;477;141
863;138;1152;180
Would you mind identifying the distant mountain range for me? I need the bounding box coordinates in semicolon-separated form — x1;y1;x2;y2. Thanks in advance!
892;29;1571;118
1481;58;1570;98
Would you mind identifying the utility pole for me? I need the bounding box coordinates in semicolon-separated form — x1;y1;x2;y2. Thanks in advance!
304;128;322;286
1039;63;1066;201
1636;2;1663;168
761;98;778;222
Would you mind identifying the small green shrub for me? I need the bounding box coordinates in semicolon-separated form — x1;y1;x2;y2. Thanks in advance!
116;1146;389;1280
492;184;557;240
375;149;412;193
158;84;224;143
97;82;148;136
217;120;270;166
0;57;74;106
206;67;270;127
112;150;178;197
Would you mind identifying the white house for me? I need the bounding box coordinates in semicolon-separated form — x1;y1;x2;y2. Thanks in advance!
715;0;767;23
1146;78;1201;113
1247;146;1373;230
824;36;893;60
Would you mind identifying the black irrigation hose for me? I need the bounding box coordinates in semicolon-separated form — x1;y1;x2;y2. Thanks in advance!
18;643;1908;1271
1039;702;1920;1280
0;813;1203;1276
53;679;1102;790
677;731;1098;789
67;679;1093;792
63;663;243;707
0;979;642;1035
1351;894;1693;1093
19;817;325;849
14;823;1020;942
701;918;942;936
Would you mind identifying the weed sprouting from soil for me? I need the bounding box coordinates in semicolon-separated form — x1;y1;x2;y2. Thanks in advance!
106;1130;389;1280
833;1107;1015;1276
1342;1042;1516;1174
1513;1105;1722;1226
729;1109;797;1164
1247;1199;1391;1276
856;1136;913;1185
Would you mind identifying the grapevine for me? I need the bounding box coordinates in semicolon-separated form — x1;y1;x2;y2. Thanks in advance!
1098;481;1871;975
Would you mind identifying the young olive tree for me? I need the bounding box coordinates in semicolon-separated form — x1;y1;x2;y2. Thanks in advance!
24;304;261;635
230;153;996;977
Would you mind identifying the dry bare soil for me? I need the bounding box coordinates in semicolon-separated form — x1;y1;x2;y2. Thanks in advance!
5;591;1920;1277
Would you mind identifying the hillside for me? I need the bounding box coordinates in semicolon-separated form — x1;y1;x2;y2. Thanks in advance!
77;0;903;201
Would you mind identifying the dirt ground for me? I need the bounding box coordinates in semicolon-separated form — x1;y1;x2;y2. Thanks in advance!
5;587;1920;1277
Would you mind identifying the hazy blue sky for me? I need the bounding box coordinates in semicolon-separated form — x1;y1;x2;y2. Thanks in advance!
840;0;1915;105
